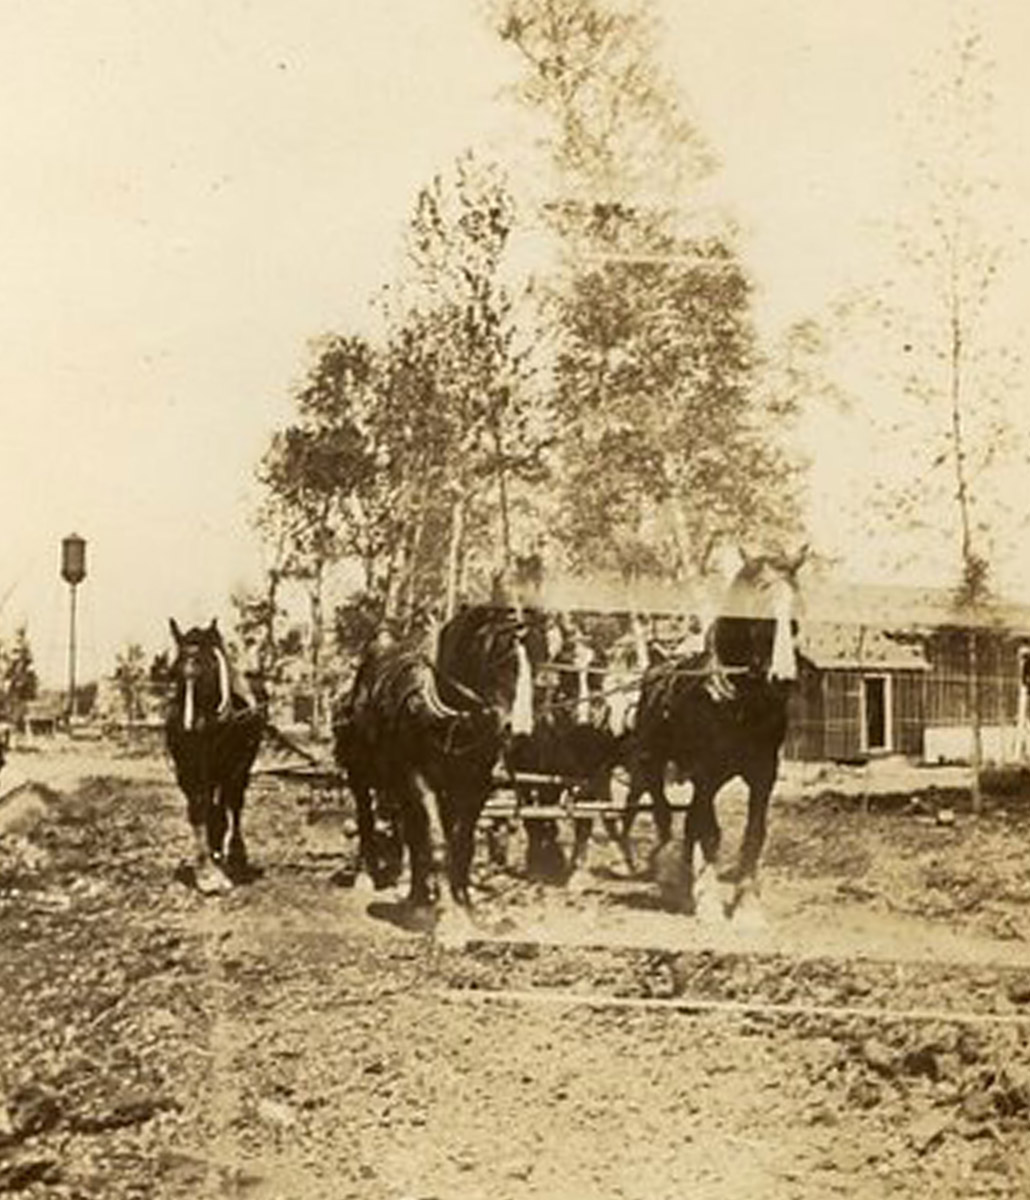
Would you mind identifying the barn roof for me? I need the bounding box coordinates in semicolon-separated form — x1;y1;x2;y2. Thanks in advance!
799;581;1030;632
505;573;1030;633
799;623;930;671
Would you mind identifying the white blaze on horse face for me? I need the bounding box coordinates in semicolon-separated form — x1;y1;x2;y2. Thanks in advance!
426;613;442;665
546;621;563;662
573;640;594;724
631;615;648;671
183;679;195;731
769;576;797;682
214;647;231;717
511;641;534;736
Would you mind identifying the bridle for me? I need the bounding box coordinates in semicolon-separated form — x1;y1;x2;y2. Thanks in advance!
172;637;232;731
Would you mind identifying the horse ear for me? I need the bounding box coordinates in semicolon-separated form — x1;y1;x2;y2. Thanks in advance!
715;544;749;579
787;544;810;575
169;618;183;645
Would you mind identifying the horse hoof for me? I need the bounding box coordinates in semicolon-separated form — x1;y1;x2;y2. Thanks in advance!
694;883;726;925
196;863;232;895
352;872;376;897
728;883;767;930
226;842;248;874
566;868;591;895
652;843;685;897
435;907;475;950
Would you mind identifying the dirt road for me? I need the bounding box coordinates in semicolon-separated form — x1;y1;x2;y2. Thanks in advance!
2;748;1029;1198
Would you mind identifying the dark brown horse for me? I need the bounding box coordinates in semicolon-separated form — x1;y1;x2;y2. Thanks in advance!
336;606;533;938
165;619;266;894
505;618;625;885
619;549;806;917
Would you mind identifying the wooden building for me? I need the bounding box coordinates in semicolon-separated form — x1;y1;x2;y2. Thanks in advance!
784;584;1030;766
784;624;929;762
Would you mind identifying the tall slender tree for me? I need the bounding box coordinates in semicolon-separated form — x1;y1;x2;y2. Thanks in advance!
386;152;546;613
832;8;1025;804
258;333;383;731
485;0;800;579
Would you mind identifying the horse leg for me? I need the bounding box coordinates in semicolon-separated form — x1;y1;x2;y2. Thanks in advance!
351;776;381;892
187;786;230;895
726;760;776;921
523;777;566;882
434;785;485;949
524;816;547;879
484;818;512;869
567;757;617;891
682;780;724;921
447;785;489;908
641;767;676;881
206;790;228;863
397;779;434;913
616;781;644;876
223;783;245;880
567;816;595;892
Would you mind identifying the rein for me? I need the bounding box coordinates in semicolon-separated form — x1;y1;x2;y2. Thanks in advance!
170;693;268;734
529;661;757;721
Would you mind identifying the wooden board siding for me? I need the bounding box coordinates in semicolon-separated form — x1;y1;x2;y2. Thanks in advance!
784;664;825;760
785;667;925;762
891;672;925;757
822;670;862;761
924;630;1026;728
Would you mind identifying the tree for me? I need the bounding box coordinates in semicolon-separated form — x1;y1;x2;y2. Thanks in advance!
486;0;714;208
486;0;800;579
552;222;799;579
258;334;383;732
113;643;148;726
231;570;289;683
386;152;547;615
149;652;171;686
894;13;1021;805
821;9;1025;806
0;626;38;724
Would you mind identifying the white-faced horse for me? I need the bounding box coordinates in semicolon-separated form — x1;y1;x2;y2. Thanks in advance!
619;549;806;916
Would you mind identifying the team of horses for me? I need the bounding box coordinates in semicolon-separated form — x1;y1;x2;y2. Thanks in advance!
165;548;808;929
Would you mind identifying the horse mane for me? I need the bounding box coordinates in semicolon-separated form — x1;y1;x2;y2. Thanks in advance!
437;604;523;692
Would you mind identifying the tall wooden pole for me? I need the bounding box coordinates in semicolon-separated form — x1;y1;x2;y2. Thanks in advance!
67;581;78;720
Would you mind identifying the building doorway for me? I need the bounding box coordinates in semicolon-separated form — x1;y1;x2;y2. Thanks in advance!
862;674;891;753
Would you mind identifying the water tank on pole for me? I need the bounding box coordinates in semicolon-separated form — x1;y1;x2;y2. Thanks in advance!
61;534;87;586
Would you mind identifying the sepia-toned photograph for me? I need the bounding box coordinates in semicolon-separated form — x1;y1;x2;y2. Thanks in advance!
1;1;1029;1196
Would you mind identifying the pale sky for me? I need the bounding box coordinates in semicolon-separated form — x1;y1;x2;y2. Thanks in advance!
2;0;1028;685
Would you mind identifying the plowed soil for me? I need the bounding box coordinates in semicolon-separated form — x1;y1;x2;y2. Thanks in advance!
2;746;1030;1199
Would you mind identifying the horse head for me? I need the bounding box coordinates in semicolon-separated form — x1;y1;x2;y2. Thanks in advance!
438;605;537;740
714;545;807;683
168;618;233;731
484;610;536;738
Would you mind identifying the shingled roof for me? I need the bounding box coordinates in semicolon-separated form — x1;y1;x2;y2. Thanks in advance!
798;580;1030;633
798;622;930;671
503;573;1030;633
